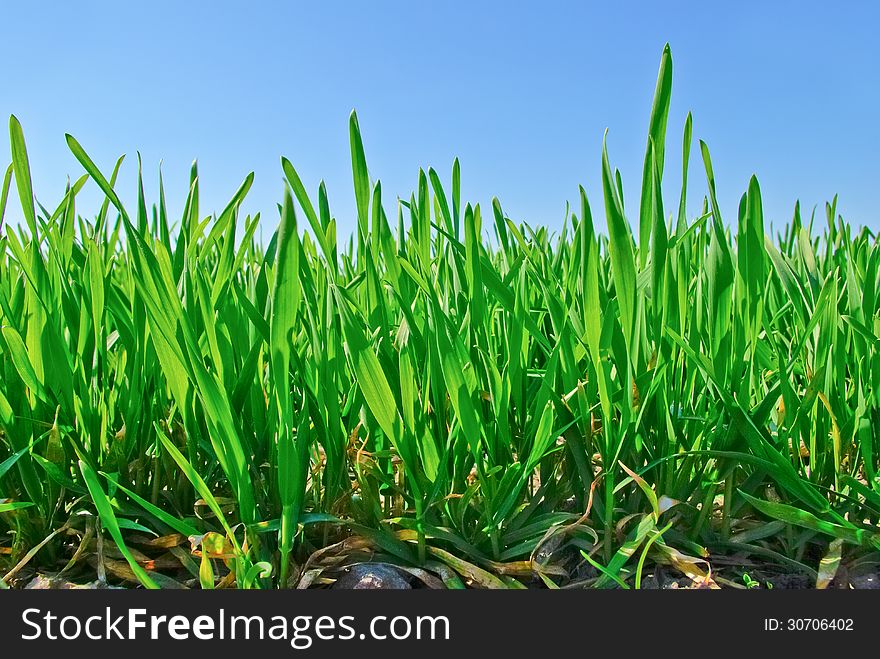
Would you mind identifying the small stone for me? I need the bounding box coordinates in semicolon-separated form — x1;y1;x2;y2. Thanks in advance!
639;573;662;589
332;563;411;589
850;572;880;589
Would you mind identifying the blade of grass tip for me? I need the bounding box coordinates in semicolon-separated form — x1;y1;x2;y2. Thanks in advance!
452;157;461;238
0;163;12;229
349;110;370;251
602;131;637;359
491;197;512;260
741;175;767;328
578;186;600;354
638;43;673;267
65;133;130;222
9;116;37;234
97;155;125;235
646;44;673;177
677;112;692;231
217;172;254;227
136;152;149;234
281;157;333;262
428;167;455;237
699;140;734;370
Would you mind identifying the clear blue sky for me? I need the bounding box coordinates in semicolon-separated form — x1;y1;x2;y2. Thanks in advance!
1;1;877;239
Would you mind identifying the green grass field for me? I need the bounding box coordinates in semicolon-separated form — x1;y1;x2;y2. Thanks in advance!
1;45;878;589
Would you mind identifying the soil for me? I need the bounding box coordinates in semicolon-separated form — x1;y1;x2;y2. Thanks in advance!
18;560;879;590
7;529;878;590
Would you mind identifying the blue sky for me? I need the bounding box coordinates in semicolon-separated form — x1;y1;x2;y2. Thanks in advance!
1;1;877;239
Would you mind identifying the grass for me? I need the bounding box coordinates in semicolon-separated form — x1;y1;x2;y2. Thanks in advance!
1;44;878;589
